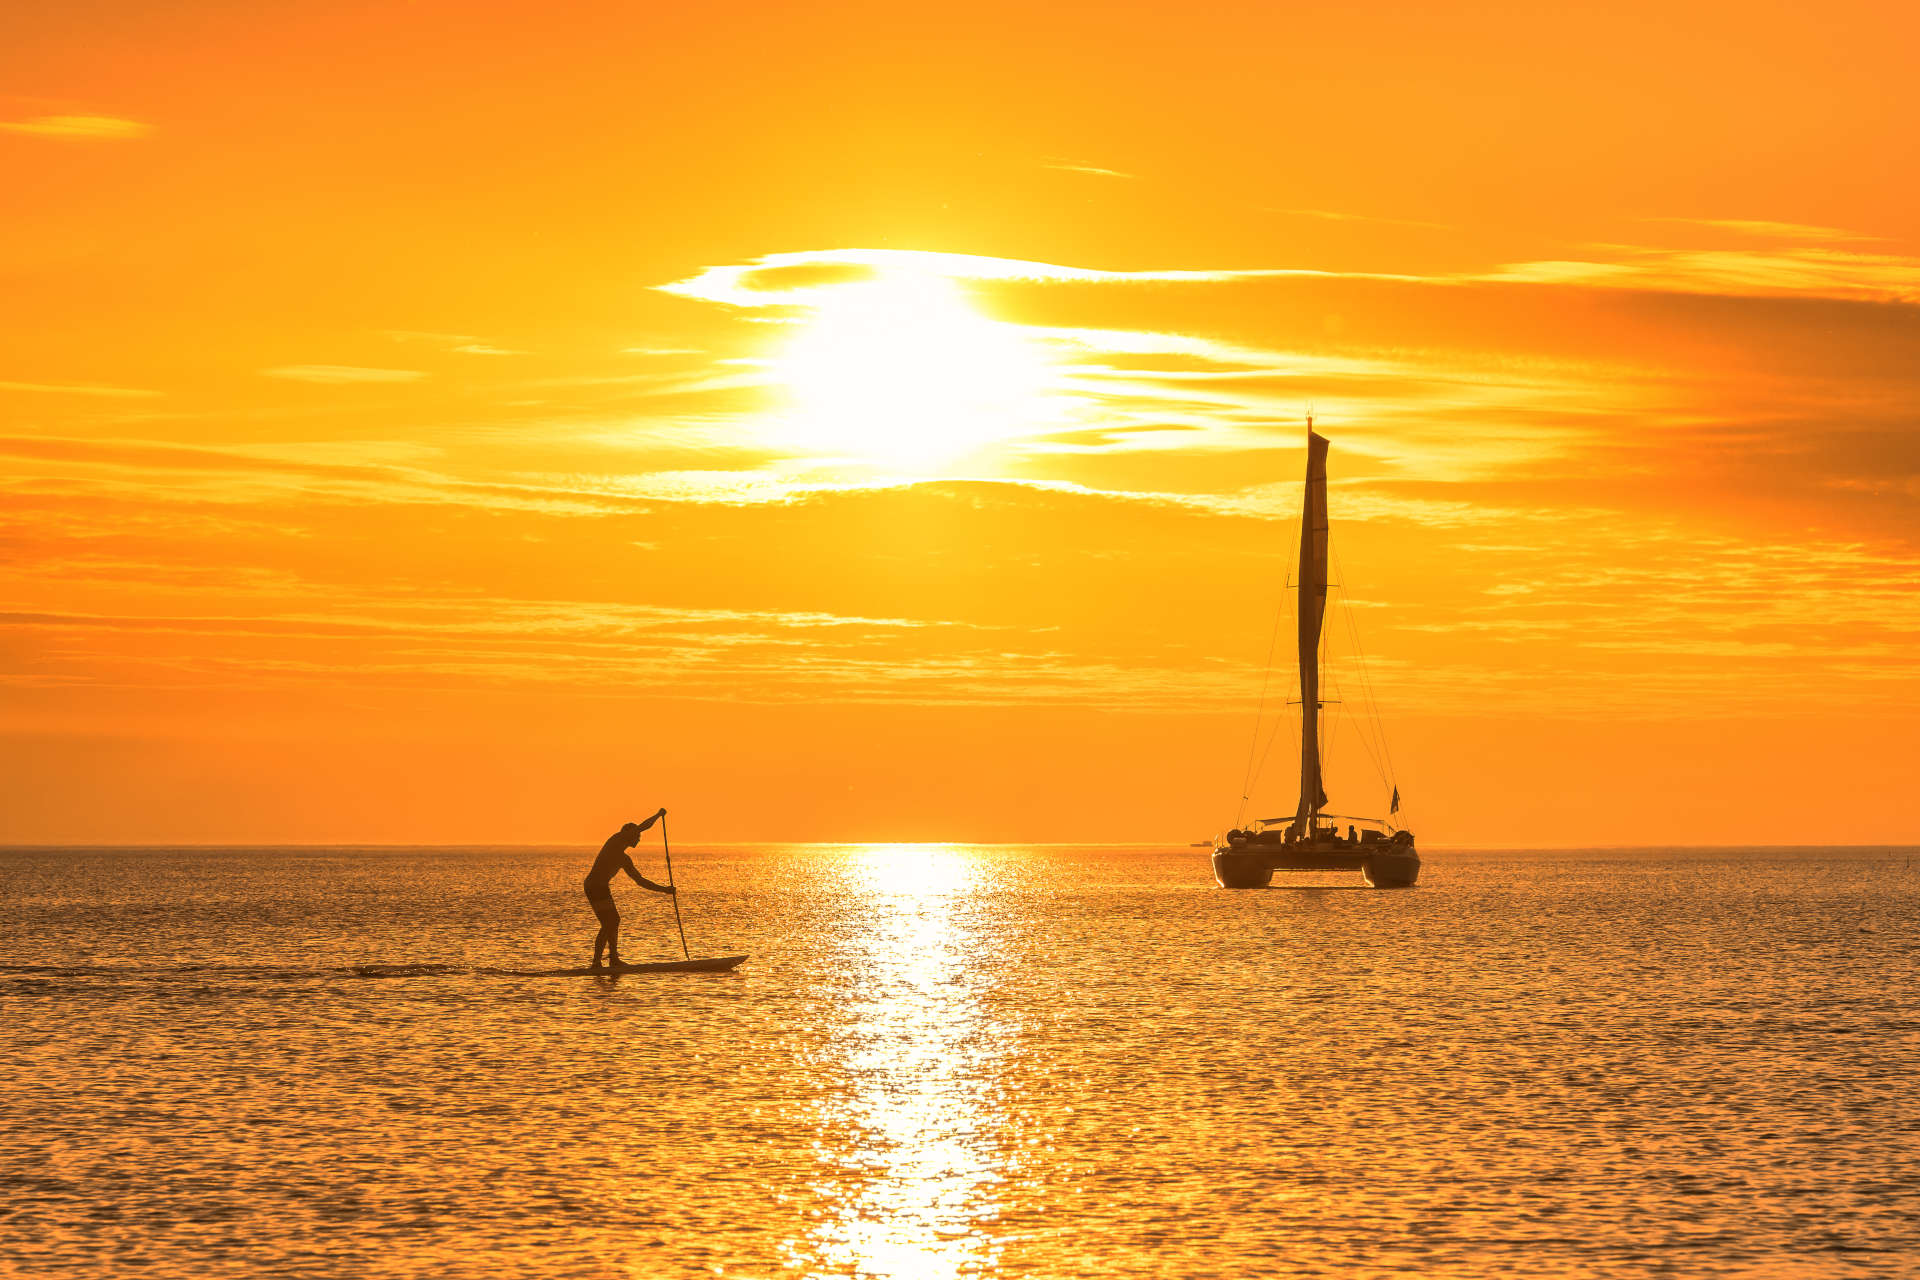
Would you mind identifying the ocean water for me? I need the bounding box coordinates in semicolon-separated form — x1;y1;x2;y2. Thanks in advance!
2;844;1917;1279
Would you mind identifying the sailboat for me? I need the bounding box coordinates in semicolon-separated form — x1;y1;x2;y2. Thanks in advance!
1211;422;1420;889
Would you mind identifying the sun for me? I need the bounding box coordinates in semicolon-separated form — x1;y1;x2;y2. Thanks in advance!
768;267;1055;468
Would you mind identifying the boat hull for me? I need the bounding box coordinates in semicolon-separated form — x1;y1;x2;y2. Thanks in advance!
1211;848;1276;888
1361;848;1420;888
1212;839;1419;889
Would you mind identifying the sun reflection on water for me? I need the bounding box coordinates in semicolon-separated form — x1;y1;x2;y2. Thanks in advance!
795;844;1007;1279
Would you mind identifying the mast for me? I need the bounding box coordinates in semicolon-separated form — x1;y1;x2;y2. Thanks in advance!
1291;422;1331;838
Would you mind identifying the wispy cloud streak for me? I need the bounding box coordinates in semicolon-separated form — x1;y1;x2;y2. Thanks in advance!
262;365;427;384
1490;243;1920;303
0;114;150;139
657;248;1422;310
0;380;162;398
1043;161;1135;179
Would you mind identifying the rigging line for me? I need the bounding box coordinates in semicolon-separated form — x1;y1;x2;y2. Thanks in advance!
1330;579;1389;789
1244;612;1306;822
1349;597;1400;793
1315;595;1348;815
1270;694;1304;818
1235;587;1289;827
1327;590;1390;790
1323;613;1383;811
1248;694;1292;813
1334;541;1409;828
1235;479;1303;826
1322;670;1341;798
1336;561;1391;793
1320;609;1340;776
1333;539;1400;793
1341;667;1389;786
1248;603;1309;822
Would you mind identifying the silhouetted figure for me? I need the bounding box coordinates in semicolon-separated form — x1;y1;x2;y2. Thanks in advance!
585;811;674;970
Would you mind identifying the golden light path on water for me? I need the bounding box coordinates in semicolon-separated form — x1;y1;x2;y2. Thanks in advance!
9;846;1920;1277
795;844;1006;1279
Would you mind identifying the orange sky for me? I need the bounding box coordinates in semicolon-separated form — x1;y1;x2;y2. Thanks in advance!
4;0;1918;845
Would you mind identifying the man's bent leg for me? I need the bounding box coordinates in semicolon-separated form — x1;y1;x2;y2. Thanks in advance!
589;891;620;970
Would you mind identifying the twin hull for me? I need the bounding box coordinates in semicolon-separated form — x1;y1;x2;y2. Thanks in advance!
1212;839;1420;889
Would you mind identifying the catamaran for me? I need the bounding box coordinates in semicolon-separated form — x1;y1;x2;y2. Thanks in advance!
1212;422;1420;889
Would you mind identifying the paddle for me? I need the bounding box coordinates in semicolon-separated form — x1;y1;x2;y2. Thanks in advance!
661;812;691;963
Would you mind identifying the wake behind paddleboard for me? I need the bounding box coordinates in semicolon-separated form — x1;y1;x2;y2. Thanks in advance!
350;956;748;979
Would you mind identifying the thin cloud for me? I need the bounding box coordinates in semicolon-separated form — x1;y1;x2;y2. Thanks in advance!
382;331;523;355
665;237;1920;321
0;114;150;139
1269;207;1450;230
651;249;1680;479
1639;217;1877;243
0;433;672;519
383;329;476;344
0;380;161;398
1043;161;1136;179
0;595;1267;711
658;248;1422;308
261;365;427;384
1489;245;1920;303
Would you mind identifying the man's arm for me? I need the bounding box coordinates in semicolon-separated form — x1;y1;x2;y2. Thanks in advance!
621;854;675;894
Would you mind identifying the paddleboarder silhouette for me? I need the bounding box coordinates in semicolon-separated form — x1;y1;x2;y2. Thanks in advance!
586;811;674;971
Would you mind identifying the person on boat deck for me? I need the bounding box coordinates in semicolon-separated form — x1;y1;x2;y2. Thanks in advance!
585;812;674;971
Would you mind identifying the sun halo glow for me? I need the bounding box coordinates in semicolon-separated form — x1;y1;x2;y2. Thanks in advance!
768;269;1056;469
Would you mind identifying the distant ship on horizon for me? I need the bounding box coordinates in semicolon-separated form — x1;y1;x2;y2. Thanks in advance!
1212;421;1420;889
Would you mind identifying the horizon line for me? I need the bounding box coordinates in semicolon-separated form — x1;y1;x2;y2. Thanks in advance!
2;841;1916;853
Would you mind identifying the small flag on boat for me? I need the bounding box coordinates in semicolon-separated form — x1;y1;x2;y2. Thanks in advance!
1389;787;1400;814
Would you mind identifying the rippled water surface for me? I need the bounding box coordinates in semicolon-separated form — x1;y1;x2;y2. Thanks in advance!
3;845;1918;1278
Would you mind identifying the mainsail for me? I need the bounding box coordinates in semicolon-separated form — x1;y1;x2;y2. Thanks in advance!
1291;428;1331;837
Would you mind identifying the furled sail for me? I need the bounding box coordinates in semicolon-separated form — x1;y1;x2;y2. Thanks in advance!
1292;428;1330;837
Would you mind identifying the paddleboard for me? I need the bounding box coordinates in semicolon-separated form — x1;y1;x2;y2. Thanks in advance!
608;955;746;975
504;955;748;977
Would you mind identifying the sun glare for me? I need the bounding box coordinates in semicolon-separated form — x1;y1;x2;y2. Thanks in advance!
769;269;1055;468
